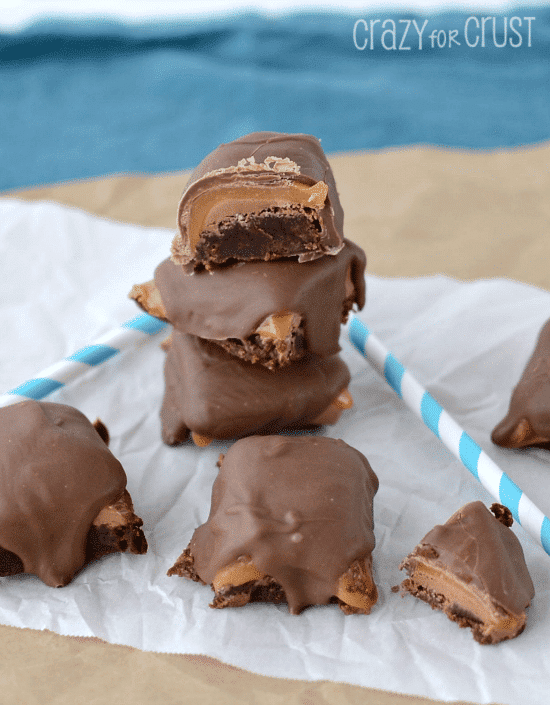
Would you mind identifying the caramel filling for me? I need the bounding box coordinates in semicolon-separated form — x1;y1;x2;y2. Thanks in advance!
508;417;549;448
129;280;168;321
185;180;329;251
92;490;132;530
191;432;213;448
335;558;377;612
212;557;264;592
256;312;301;342
212;555;376;612
310;388;354;426
334;388;354;410
410;560;520;636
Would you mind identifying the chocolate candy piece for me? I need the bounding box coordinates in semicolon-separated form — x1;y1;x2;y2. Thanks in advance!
131;239;365;368
171;132;345;268
168;435;378;615
129;279;168;322
492;318;550;449
214;311;305;370
399;502;534;644
0;401;147;587
160;331;352;444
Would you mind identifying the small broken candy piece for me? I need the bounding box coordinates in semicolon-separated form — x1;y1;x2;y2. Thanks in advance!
191;431;213;448
492;317;550;449
129;280;169;321
399;501;534;644
309;388;354;426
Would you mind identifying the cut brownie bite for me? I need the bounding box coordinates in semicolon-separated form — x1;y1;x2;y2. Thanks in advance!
171;132;345;269
168;435;379;615
492;317;550;449
0;401;147;587
399;502;534;644
160;331;352;446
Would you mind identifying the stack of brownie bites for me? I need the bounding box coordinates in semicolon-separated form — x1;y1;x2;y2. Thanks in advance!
130;132;367;446
129;131;381;615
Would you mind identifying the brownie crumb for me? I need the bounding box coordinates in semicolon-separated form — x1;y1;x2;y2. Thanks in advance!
490;503;514;527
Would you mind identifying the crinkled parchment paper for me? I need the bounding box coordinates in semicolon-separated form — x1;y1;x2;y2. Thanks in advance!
0;199;549;704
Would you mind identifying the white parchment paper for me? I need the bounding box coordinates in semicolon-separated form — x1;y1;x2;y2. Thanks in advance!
0;199;549;704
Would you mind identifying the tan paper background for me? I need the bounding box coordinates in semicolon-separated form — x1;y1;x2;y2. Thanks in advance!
2;142;549;704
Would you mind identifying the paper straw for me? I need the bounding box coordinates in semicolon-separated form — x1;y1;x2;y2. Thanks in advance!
348;315;550;558
0;313;169;408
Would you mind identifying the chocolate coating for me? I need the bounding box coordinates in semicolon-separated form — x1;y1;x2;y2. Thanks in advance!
172;435;378;614
0;401;143;587
400;502;534;644
160;331;351;444
492;317;550;449
156;239;365;363
171;132;345;267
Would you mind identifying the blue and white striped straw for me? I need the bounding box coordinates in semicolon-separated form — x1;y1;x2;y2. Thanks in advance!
349;315;550;558
0;313;169;408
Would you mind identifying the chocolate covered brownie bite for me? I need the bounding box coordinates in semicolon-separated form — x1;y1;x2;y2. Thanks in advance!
399;502;534;644
492;317;550;449
0;400;147;587
171;132;346;269
130;239;365;369
160;332;353;446
168;435;379;615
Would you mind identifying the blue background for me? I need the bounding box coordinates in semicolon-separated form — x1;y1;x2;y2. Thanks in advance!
0;8;548;190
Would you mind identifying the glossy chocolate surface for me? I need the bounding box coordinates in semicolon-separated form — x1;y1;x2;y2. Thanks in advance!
156;239;365;359
0;401;127;587
186;435;378;614
171;132;345;267
492;318;550;449
160;331;350;444
400;502;534;643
